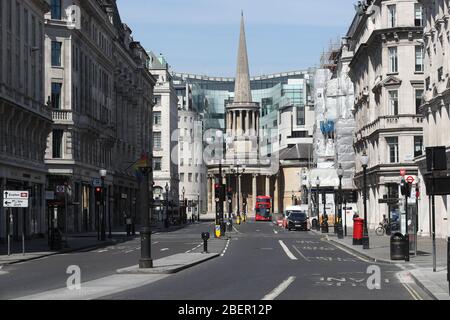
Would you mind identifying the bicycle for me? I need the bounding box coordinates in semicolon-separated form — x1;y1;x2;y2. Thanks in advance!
375;221;390;236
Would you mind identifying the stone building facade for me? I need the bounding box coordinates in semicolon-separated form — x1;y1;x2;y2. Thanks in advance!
147;52;179;224
416;0;450;238
44;0;154;233
348;0;425;229
0;0;52;242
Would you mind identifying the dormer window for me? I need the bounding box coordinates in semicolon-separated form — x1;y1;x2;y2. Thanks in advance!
51;0;62;20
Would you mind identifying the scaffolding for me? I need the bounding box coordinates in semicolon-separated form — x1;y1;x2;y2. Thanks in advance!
320;38;342;75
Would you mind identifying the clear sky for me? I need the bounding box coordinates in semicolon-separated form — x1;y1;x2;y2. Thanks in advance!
116;0;358;77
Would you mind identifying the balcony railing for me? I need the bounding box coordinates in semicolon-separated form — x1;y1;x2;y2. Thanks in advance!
356;115;424;141
52;109;73;123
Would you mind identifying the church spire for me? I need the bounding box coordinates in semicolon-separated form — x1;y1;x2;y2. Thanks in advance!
234;12;252;103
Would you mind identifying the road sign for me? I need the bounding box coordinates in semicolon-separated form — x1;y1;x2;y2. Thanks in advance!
45;191;55;200
56;185;66;193
3;199;29;208
406;176;415;184
92;178;102;187
3;191;29;199
400;169;406;177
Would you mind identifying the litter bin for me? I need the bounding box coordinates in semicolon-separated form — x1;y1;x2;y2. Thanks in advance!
390;233;406;261
353;218;364;245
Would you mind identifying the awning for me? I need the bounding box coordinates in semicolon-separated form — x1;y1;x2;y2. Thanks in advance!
302;168;340;188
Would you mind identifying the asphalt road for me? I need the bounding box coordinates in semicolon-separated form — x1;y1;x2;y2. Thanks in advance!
0;222;215;300
101;220;432;300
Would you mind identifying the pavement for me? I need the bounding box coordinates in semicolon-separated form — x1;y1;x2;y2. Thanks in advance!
320;226;450;300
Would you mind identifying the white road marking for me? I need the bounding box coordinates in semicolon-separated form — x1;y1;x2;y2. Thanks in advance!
221;239;231;257
326;239;372;263
273;230;278;234
0;266;7;275
124;250;134;254
160;248;169;252
278;240;297;260
97;250;108;253
152;242;159;245
292;245;311;262
262;276;296;300
185;243;203;253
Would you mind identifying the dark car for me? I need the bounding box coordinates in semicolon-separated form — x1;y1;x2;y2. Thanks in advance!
287;211;309;231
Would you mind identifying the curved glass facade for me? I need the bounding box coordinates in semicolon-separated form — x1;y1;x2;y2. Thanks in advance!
173;70;313;139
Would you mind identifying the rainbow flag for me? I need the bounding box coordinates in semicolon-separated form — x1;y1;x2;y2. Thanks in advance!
133;153;150;182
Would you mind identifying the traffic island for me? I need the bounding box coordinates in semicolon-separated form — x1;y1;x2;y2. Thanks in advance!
116;252;220;274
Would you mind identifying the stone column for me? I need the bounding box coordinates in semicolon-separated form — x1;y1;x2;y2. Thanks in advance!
245;110;249;135
274;176;279;214
233;111;236;135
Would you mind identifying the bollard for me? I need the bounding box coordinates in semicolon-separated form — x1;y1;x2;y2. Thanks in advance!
202;232;210;253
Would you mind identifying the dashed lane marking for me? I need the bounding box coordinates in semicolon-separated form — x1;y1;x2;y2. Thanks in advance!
160;248;169;252
262;276;296;300
279;240;298;261
185;243;203;253
221;239;231;257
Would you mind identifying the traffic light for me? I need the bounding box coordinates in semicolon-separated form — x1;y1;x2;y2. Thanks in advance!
94;187;102;203
415;183;420;200
227;187;232;200
400;179;411;196
214;181;221;202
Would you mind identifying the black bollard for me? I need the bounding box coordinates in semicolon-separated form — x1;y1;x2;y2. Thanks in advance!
202;232;210;253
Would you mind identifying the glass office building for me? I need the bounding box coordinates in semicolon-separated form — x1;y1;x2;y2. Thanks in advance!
173;70;314;154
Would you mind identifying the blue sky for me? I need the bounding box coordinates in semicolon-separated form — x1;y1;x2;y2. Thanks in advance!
117;0;358;76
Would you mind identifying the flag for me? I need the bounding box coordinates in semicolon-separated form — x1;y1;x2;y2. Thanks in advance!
133;153;150;182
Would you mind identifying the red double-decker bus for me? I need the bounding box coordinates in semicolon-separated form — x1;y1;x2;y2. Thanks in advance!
255;196;272;221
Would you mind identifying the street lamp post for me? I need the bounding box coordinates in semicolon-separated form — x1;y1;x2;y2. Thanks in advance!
361;151;370;249
165;183;169;228
315;177;320;231
231;162;246;224
337;165;344;239
182;186;185;223
197;192;200;222
322;189;328;233
99;169;107;241
137;155;152;269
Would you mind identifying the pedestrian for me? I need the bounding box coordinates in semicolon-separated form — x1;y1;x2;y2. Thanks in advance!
124;212;132;236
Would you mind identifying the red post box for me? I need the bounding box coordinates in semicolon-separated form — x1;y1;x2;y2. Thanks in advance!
353;218;364;245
